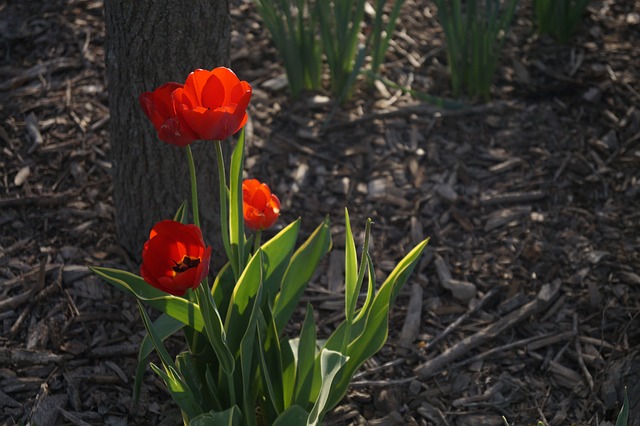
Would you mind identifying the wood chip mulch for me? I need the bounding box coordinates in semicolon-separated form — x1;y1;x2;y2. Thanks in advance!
1;0;639;425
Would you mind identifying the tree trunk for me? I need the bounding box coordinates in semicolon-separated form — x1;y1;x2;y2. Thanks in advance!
104;0;230;263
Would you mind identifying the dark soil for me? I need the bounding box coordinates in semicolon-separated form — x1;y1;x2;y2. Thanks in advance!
1;0;639;425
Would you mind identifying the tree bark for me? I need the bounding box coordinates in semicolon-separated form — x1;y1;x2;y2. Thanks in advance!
104;0;230;263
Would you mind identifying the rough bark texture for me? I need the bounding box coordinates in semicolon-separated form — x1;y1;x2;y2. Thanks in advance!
104;0;230;262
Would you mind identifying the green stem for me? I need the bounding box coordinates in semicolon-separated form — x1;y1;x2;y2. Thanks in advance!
185;146;200;228
252;230;262;255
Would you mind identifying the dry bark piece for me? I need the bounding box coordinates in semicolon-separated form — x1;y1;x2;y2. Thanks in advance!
414;279;561;378
434;254;476;302
398;281;423;347
28;388;67;426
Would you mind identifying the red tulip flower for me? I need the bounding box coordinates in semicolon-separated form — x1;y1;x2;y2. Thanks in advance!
242;179;281;231
140;220;212;296
139;82;199;146
172;67;252;141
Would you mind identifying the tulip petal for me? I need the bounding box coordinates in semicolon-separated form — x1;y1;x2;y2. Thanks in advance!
140;221;211;295
183;69;213;106
201;73;227;110
231;81;252;110
211;67;242;104
181;107;243;141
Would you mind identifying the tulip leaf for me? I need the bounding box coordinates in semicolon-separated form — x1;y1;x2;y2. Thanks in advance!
615;387;629;426
149;362;203;421
306;349;348;426
261;219;301;306
258;308;288;418
237;254;264;426
353;251;376;325
257;308;285;419
273;217;332;334
196;283;235;375
344;209;358;324
173;201;188;224
225;249;264;357
326;238;429;410
188;405;242;426
134;313;185;403
214;140;233;275
137;301;176;372
293;304;318;409
273;405;309;426
176;352;211;412
138;300;203;419
212;262;235;319
90;267;205;333
280;335;296;409
229;128;246;277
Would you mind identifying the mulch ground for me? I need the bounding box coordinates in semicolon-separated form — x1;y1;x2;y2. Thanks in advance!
1;0;639;425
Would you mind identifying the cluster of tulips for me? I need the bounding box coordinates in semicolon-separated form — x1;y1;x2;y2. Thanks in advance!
91;66;427;425
138;67;280;296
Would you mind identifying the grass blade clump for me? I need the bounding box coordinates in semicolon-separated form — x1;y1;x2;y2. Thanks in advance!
534;0;591;43
435;0;517;100
369;0;406;79
254;0;322;98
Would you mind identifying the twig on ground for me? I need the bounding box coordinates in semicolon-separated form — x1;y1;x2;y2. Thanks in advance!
414;279;561;378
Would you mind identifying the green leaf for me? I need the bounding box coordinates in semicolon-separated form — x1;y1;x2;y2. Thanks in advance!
273;405;309;426
229;128;246;276
214;140;233;274
257;308;286;418
176;352;209;411
273;217;332;334
326;238;429;409
344;209;358;324
137;301;177;372
139;303;202;420
225;250;264;357
353;251;375;325
615;387;629;426
212;262;235;320
90;266;205;332
293;304;318;409
150;363;203;421
261;219;301;306
280;335;296;409
134;313;186;403
196;283;235;375
188;405;242;426
306;349;348;426
238;257;265;426
173;201;188;223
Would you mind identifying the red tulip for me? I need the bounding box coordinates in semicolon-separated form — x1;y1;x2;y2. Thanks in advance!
139;82;198;146
243;179;281;231
172;67;252;141
140;220;212;296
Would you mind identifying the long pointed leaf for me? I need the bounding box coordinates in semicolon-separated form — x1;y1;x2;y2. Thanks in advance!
273;405;309;426
189;405;242;426
306;349;348;426
225;249;264;356
229;128;247;276
326;238;429;409
273;217;331;334
293;304;318;408
134;313;186;402
91;267;205;332
196;283;235;375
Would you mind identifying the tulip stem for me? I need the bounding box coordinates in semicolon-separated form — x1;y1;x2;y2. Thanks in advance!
185;146;200;228
253;230;262;254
